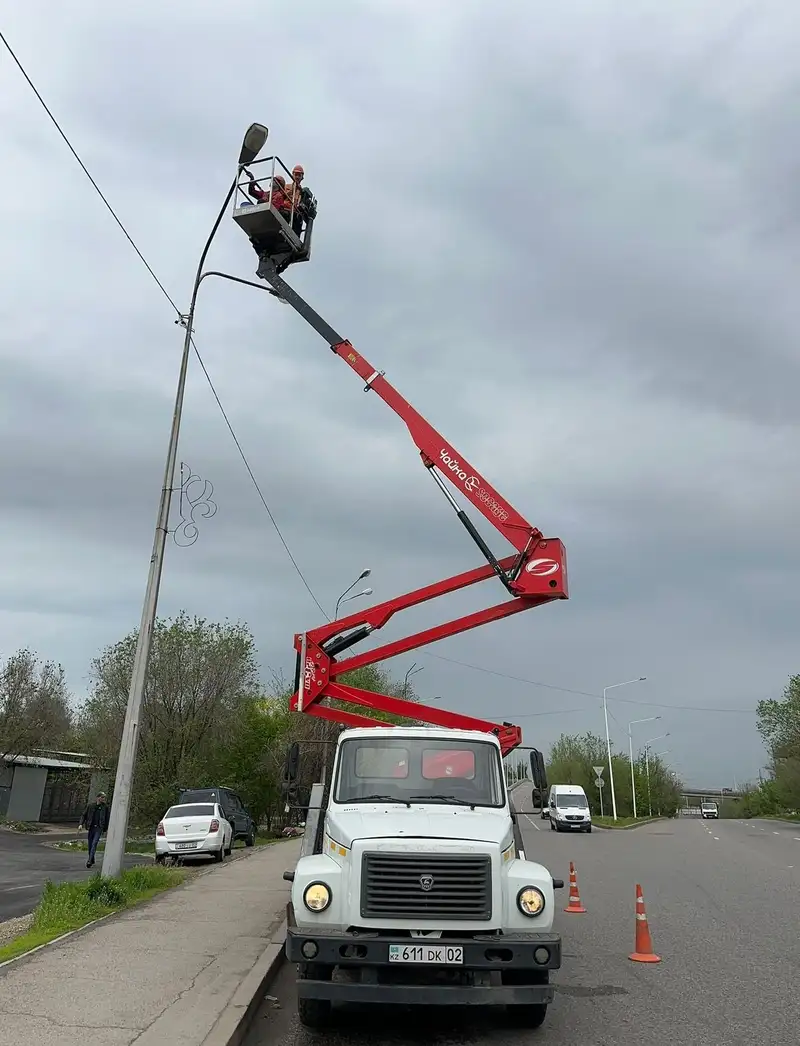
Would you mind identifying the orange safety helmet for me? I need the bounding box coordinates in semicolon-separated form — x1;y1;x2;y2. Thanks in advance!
292;164;305;177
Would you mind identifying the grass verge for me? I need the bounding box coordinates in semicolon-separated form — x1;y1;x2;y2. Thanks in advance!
0;865;186;964
593;815;664;829
56;833;291;855
54;838;156;855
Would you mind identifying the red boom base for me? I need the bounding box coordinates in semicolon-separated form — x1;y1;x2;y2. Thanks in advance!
291;547;566;757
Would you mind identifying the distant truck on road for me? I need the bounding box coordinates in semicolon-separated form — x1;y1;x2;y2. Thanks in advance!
701;801;719;819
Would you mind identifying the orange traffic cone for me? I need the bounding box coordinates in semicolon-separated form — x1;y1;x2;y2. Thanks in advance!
563;861;587;913
629;884;661;963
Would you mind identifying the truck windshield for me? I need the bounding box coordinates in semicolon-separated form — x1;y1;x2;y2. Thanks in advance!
333;737;505;808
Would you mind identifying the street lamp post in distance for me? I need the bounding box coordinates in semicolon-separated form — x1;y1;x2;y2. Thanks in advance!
101;123;269;881
628;715;660;820
602;676;646;822
642;733;670;817
335;568;372;618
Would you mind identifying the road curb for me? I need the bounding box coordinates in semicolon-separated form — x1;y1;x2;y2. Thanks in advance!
201;919;287;1046
593;817;666;830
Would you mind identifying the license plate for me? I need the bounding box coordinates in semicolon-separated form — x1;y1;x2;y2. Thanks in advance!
388;944;463;965
175;842;197;850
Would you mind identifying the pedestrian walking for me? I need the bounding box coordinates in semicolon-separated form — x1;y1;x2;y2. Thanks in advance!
78;791;110;869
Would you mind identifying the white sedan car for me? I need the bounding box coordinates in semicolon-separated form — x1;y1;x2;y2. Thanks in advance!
155;802;232;863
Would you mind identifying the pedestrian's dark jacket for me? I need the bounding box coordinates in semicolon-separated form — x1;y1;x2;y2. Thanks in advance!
81;802;110;834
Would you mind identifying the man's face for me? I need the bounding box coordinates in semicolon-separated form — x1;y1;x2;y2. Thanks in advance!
97;795;106;804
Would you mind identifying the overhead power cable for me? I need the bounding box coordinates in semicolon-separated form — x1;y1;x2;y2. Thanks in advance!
0;28;327;619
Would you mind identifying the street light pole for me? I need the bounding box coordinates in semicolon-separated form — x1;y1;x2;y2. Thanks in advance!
335;568;372;618
101;124;269;880
642;733;669;818
336;587;373;616
602;677;646;821
628;715;660;820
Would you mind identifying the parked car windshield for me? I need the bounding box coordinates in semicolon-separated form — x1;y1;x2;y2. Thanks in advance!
165;804;215;818
555;793;588;809
334;737;505;808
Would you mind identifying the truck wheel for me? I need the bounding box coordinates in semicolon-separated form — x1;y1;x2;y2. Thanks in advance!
504;970;548;1028
297;962;332;1030
509;1004;547;1028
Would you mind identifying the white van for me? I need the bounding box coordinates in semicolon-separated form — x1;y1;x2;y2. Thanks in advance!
548;784;592;833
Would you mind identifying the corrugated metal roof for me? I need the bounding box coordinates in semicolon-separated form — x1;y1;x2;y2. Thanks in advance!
2;754;100;770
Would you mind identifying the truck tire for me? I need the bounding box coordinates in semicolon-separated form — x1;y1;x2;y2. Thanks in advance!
297;962;333;1030
509;1003;547;1028
504;970;548;1028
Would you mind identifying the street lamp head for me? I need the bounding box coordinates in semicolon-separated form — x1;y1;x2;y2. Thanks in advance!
359;587;373;597
359;568;372;579
239;123;269;165
639;676;647;681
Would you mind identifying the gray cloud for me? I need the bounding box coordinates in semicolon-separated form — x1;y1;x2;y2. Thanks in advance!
2;0;798;786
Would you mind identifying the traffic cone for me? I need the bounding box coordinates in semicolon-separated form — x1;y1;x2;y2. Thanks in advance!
563;861;587;913
628;884;661;963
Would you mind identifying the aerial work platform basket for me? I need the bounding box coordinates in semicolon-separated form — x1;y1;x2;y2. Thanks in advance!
232;155;317;275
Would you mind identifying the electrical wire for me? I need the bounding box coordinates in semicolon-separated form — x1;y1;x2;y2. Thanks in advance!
0;30;767;714
0;28;328;620
425;651;758;715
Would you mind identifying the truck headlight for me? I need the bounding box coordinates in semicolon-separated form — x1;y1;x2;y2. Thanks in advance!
303;882;332;913
517;886;546;917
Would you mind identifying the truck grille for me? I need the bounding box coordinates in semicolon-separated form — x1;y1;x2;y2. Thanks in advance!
361;852;492;921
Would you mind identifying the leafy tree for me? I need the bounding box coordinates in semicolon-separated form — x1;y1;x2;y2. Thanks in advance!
0;649;74;760
76;613;263;827
757;675;800;812
546;732;681;818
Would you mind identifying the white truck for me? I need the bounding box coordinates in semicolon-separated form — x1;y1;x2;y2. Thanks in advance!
282;726;563;1030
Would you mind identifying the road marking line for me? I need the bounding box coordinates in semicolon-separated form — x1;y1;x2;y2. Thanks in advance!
2;884;39;892
774;832;780;835
525;814;541;832
713;836;719;841
794;838;800;842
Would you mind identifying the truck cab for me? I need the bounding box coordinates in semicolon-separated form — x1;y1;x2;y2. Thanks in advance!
701;801;719;819
283;726;562;1030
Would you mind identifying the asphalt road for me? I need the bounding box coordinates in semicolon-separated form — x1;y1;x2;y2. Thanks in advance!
247;815;800;1045
0;830;148;920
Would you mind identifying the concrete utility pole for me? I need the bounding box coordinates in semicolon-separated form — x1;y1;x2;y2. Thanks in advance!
102;124;269;879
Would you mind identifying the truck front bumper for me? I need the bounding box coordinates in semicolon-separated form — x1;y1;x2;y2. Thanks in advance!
286;923;561;1006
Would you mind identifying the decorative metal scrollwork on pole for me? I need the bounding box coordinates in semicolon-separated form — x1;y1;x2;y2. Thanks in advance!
172;462;217;547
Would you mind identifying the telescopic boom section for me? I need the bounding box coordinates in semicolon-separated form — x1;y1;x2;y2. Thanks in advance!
254;256;567;758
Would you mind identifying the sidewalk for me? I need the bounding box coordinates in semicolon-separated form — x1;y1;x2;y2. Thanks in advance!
0;839;300;1046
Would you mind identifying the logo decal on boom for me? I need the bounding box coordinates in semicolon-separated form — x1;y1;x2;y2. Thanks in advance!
524;558;560;576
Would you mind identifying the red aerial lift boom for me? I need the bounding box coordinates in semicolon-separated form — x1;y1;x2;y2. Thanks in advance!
232;159;568;757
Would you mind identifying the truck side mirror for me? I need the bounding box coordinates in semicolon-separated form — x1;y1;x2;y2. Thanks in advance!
529;749;548;792
284;742;300;783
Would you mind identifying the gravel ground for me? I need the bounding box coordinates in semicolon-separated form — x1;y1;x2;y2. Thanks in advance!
0;914;33;948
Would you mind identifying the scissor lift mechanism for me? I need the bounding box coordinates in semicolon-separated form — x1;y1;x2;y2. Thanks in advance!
233;168;568;757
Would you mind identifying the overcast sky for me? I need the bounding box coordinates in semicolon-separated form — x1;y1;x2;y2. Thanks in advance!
1;0;797;788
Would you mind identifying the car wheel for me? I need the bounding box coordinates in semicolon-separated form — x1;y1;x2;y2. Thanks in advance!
584;825;592;833
214;843;225;863
245;825;256;847
225;834;232;857
155;853;166;865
